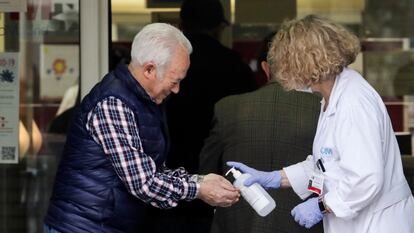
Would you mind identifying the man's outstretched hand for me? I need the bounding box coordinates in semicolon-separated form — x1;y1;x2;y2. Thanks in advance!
197;173;240;207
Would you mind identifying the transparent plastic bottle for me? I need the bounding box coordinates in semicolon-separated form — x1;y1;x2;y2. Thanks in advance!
226;167;276;217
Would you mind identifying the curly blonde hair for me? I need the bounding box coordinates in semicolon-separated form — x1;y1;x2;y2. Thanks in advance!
267;15;360;90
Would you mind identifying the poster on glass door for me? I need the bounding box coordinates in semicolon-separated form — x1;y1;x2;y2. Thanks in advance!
40;44;79;100
0;52;19;164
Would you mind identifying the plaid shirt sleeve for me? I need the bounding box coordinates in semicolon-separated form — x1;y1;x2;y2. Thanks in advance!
86;96;198;209
159;163;194;178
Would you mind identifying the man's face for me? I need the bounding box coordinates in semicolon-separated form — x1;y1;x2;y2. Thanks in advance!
149;46;190;104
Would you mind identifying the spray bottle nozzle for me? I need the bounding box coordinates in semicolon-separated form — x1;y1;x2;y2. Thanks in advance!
225;167;242;179
225;167;235;177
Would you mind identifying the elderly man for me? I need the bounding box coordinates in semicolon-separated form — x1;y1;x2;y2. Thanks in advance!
43;23;239;233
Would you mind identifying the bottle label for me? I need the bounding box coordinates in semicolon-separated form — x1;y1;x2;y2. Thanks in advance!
240;186;260;205
240;184;270;210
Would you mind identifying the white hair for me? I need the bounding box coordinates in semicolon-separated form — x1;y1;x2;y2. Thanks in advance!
130;23;192;79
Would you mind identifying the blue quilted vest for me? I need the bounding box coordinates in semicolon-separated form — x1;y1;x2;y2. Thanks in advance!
44;64;169;233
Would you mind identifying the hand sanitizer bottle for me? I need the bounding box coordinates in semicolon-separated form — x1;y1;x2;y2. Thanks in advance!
225;167;276;217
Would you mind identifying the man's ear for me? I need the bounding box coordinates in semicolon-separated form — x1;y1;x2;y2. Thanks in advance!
143;62;156;79
261;61;271;81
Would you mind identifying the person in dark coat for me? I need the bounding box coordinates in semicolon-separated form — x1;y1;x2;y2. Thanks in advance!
147;1;258;233
167;0;257;173
198;33;324;233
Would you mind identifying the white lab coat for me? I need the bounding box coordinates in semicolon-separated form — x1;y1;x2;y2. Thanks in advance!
284;68;414;233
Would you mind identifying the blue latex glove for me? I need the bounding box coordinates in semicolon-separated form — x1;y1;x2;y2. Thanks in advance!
226;161;281;189
291;197;323;229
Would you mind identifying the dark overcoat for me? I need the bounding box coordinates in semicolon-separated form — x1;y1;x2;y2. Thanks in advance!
200;81;324;233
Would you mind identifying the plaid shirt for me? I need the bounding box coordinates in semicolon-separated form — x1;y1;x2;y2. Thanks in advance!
86;96;198;209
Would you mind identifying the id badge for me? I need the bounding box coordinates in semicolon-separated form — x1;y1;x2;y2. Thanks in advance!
308;171;324;195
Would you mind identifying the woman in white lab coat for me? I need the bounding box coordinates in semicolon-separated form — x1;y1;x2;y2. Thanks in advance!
228;15;414;233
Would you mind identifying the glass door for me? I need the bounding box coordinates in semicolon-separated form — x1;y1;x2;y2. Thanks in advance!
0;1;108;232
0;1;79;232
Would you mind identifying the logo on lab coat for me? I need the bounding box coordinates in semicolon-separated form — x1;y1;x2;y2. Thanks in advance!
320;147;333;156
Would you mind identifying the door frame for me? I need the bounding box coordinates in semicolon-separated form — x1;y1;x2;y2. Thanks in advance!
80;0;109;98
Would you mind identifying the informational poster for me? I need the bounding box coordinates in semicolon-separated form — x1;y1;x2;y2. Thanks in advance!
0;53;19;164
40;44;79;100
0;0;27;12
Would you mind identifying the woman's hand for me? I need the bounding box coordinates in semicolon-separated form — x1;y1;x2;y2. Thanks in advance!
226;161;282;189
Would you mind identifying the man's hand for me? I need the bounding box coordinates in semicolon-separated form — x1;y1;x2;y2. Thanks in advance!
197;173;240;207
